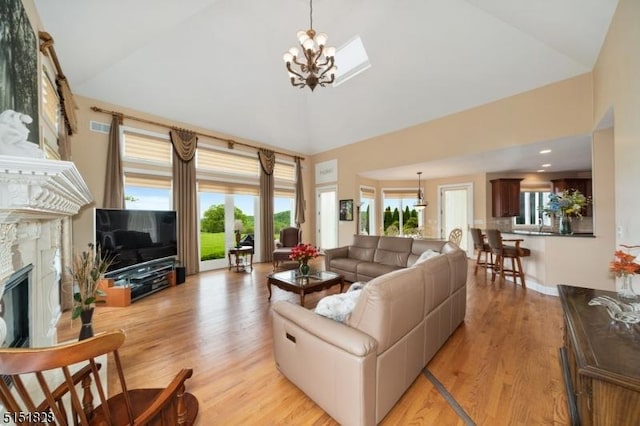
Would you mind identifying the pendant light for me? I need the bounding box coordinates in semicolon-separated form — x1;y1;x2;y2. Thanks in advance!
414;172;428;210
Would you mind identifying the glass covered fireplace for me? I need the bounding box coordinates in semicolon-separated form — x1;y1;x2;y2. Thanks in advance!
0;264;31;349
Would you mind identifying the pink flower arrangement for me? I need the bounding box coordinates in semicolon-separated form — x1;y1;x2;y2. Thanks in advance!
289;243;319;263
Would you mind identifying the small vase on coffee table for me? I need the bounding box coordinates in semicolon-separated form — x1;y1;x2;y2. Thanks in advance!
299;261;310;277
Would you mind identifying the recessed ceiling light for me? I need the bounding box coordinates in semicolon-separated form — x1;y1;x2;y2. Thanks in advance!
537;169;545;173
542;163;551;168
539;149;552;154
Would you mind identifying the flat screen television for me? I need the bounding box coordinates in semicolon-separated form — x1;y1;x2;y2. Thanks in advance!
94;208;178;273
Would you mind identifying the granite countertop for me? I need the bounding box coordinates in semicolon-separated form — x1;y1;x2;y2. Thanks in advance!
504;230;595;237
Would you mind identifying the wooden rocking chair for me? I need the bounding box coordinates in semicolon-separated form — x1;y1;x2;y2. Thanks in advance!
0;329;198;425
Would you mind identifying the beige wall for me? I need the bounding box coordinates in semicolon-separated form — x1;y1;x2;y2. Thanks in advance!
593;0;640;248
423;173;487;239
69;96;312;256
313;73;595;248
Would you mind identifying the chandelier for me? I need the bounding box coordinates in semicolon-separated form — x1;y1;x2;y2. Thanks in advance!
282;0;337;91
414;172;428;210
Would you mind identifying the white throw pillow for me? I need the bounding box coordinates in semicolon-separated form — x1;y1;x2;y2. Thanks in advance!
414;249;441;265
315;289;363;322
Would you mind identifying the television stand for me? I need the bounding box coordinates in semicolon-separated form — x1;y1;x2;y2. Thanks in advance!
99;258;176;306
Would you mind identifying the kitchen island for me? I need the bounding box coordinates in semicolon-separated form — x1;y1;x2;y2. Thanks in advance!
498;230;612;295
510;230;594;237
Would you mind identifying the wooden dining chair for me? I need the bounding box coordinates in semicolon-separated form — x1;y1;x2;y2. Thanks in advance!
485;229;530;288
448;228;463;247
0;329;198;425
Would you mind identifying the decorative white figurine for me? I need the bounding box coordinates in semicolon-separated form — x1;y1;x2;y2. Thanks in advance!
0;109;45;158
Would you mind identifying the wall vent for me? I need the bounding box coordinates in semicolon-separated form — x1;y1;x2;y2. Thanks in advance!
90;121;111;134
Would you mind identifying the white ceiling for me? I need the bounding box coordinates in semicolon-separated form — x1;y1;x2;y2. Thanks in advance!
34;0;617;179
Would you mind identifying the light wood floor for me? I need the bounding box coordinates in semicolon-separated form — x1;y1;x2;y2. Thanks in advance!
57;258;569;425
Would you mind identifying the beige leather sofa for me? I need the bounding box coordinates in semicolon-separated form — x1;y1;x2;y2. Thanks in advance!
272;243;468;425
324;235;448;282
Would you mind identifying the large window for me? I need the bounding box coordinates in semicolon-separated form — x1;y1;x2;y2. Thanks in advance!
515;190;552;227
359;186;376;235
121;128;173;210
381;189;421;236
274;161;296;234
275;192;295;234
119;131;297;269
196;146;260;268
196;143;295;268
124;175;172;210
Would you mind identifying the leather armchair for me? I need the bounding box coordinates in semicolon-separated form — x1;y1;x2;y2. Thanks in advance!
273;226;302;270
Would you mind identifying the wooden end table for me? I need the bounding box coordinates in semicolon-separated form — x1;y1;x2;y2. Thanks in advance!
267;270;345;306
228;246;254;272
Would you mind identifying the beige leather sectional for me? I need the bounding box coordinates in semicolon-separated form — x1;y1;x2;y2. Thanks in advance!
324;235;449;282
272;242;468;425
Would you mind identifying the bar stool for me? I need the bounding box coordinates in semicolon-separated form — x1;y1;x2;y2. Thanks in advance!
486;229;530;287
470;228;493;275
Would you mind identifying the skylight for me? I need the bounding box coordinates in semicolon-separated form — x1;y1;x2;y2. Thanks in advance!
333;36;371;87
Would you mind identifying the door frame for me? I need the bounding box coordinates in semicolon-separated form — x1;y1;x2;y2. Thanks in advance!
437;182;474;254
316;185;338;252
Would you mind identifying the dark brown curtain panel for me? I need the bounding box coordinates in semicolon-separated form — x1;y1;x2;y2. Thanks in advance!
294;157;305;227
103;113;124;208
56;76;78;135
170;128;199;276
259;149;275;262
57;112;71;160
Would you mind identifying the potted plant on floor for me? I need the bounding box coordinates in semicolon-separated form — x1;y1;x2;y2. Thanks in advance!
71;243;113;340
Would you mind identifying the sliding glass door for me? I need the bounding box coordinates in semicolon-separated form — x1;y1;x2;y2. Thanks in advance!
198;190;258;271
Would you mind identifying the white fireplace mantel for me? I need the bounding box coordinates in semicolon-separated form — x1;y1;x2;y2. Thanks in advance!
0;155;92;224
0;154;93;347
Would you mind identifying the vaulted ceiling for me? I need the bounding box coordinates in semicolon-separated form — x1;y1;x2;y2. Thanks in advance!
34;0;618;175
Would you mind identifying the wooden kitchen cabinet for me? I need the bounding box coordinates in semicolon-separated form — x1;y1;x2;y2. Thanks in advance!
551;178;591;195
490;178;522;217
558;285;640;426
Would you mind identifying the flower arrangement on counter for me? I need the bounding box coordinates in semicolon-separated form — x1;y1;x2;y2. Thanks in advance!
289;243;320;264
541;189;591;218
609;244;640;300
610;244;640;277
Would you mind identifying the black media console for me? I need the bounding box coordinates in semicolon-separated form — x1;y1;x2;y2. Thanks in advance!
104;257;176;304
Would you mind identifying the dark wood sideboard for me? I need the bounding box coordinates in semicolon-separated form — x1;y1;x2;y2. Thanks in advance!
558;285;640;426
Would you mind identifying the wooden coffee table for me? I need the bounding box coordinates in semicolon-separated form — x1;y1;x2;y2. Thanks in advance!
267;270;345;306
